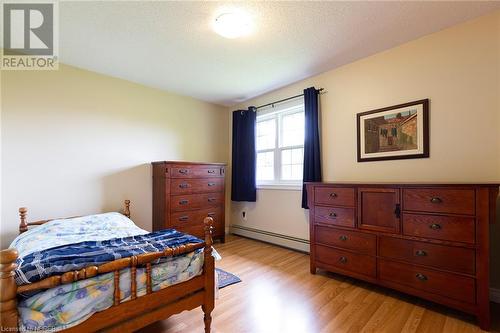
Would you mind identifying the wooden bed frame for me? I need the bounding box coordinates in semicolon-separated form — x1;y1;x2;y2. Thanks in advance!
0;200;215;332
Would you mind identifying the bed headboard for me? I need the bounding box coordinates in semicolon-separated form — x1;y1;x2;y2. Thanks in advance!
18;200;131;234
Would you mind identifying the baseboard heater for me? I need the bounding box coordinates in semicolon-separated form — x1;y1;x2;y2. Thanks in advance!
230;224;310;253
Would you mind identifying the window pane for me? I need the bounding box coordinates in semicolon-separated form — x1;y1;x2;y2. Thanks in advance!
257;151;274;181
282;149;291;164
281;148;303;181
291;148;303;164
282;165;292;180
256;119;276;150
292;164;303;180
281;112;304;147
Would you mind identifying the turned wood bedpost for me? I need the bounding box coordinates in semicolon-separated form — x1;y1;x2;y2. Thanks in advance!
202;217;215;333
19;207;28;234
124;200;131;218
0;249;19;331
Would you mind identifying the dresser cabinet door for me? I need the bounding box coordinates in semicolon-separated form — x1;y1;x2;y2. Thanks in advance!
358;187;400;234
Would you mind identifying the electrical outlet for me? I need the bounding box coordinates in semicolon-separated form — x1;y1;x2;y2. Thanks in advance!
242;211;247;221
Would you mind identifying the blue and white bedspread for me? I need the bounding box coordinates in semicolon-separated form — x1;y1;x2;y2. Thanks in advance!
14;225;202;285
8;212;210;332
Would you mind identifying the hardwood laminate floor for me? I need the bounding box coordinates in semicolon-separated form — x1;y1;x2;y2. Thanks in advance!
137;235;500;333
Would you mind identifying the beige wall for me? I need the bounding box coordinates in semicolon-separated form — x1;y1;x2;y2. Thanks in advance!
0;64;229;248
229;12;500;284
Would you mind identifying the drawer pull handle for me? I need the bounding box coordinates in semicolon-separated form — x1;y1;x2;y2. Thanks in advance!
329;193;338;198
207;213;216;218
208;198;216;202
415;250;427;257
179;200;189;205
339;235;348;241
394;204;401;219
179;169;188;174
208;170;216;174
429;223;441;230
208;182;216;187
430;197;442;204
339;256;347;264
415;273;427;281
329;212;337;218
178;216;189;222
179;183;189;188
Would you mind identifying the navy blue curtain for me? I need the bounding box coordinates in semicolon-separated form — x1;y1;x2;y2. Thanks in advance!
231;107;257;202
302;87;322;209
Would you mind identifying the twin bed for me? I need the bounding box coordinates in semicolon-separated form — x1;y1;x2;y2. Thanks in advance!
0;201;215;332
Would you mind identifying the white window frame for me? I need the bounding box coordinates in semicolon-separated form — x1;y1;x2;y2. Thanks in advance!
256;100;305;190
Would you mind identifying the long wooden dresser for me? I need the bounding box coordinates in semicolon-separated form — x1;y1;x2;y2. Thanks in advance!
306;182;498;330
152;161;226;242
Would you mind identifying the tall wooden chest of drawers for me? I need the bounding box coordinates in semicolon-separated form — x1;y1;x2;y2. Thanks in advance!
306;182;498;330
152;161;226;242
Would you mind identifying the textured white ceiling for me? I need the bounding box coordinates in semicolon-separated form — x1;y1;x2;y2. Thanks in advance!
58;1;500;106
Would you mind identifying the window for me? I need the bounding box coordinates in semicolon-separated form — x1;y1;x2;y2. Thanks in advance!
256;99;304;187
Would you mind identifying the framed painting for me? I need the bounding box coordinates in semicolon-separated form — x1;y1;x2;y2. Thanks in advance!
357;99;429;162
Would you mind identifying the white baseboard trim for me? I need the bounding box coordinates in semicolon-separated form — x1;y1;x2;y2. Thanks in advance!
491;287;500;304
230;224;310;253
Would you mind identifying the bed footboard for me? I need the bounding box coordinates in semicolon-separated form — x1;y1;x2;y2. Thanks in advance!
0;216;215;333
0;249;18;331
203;217;215;333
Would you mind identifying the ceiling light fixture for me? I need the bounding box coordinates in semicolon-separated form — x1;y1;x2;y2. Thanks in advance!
214;11;253;39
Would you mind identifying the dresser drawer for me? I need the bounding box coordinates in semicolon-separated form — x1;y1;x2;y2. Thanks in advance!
176;223;223;240
170;166;224;178
176;224;204;239
314;206;355;228
171;208;222;228
314;187;355;207
402;213;475;244
315;226;376;255
315;245;376;277
170;193;223;212
379;259;475;304
403;188;475;215
379;237;475;274
171;178;223;195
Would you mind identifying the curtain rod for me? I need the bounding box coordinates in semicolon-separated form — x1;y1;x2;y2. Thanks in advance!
255;88;325;110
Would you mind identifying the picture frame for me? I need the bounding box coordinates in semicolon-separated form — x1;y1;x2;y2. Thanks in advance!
357;99;429;162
